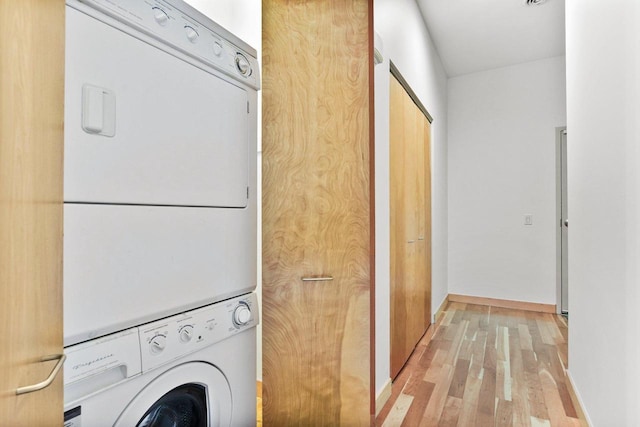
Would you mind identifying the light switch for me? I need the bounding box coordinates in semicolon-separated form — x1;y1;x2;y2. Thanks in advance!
524;214;533;226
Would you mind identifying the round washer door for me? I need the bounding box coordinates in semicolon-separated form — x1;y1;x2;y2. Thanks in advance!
115;362;232;427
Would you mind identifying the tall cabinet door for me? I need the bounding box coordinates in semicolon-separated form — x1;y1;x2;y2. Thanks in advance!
390;72;432;379
415;91;432;340
262;0;374;425
0;1;65;425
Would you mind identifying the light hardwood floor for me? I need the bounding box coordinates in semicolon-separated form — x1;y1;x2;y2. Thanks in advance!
377;302;586;426
257;381;262;427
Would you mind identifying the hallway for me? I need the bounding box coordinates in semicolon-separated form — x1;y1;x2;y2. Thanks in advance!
377;302;586;426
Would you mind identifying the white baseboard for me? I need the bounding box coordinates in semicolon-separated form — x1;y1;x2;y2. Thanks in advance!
566;370;593;426
375;377;393;417
433;294;449;323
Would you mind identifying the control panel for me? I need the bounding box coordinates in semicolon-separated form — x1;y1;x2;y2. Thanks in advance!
75;0;259;89
139;293;258;371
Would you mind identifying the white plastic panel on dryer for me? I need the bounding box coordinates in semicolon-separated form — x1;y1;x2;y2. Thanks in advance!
64;328;142;405
65;7;249;207
64;328;141;386
63;203;256;346
138;293;259;372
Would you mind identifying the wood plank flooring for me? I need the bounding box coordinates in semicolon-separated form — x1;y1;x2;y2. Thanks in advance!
376;302;586;426
257;381;262;427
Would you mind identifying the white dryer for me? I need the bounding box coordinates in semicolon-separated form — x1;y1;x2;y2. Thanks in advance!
64;0;260;346
63;293;258;427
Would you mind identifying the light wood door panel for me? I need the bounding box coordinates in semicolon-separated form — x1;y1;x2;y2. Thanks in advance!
421;112;432;333
389;76;407;378
0;1;65;425
412;101;428;342
262;0;373;425
417;105;432;337
390;73;432;379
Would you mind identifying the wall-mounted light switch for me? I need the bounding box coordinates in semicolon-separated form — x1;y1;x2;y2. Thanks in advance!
524;214;533;225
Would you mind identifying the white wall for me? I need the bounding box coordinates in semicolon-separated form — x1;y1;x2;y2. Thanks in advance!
374;0;449;398
566;0;640;424
183;0;263;380
447;56;566;305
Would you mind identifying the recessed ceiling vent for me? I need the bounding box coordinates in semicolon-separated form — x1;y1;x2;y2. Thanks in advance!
525;0;548;5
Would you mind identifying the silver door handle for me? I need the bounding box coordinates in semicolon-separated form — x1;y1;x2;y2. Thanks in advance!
301;276;334;282
564;219;568;227
418;237;425;241
16;354;66;395
407;240;415;244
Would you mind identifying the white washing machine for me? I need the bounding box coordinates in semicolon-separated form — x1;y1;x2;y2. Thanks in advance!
64;0;260;346
63;293;258;427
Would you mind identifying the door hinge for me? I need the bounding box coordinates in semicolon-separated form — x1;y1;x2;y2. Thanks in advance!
247;186;250;199
247;101;250;113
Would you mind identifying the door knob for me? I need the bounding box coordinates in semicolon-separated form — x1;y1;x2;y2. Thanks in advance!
564;219;568;227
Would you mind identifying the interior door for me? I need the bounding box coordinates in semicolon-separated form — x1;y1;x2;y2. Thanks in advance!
389;71;432;379
0;1;65;424
262;0;373;425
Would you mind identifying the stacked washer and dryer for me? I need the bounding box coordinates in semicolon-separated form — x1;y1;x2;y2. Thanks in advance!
62;0;259;425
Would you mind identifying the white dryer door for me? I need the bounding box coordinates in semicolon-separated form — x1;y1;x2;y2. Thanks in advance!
65;7;249;208
115;363;231;427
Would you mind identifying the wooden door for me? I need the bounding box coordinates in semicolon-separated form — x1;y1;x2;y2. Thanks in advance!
389;71;432;379
0;1;65;425
262;0;374;425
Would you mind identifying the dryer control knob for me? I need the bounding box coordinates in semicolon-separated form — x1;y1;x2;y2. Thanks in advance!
213;42;223;57
235;53;251;76
185;26;199;43
149;334;167;355
179;325;194;343
233;304;251;326
152;7;169;26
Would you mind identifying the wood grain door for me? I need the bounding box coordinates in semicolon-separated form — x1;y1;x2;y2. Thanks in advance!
0;1;65;425
262;0;374;425
389;72;432;379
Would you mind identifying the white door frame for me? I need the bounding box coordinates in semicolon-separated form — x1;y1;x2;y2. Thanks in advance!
555;126;568;314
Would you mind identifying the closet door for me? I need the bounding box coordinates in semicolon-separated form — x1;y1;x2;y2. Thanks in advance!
415;92;432;343
411;95;430;343
390;71;432;379
0;1;65;424
262;1;374;425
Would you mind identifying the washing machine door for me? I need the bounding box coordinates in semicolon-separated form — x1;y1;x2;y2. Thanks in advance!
115;363;232;427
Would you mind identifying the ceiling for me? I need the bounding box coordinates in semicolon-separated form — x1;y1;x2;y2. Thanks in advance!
416;0;565;77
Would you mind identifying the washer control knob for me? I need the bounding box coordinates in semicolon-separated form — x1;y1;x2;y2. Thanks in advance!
213;42;223;57
185;26;199;43
179;325;194;343
152;7;169;26
235;53;251;76
149;334;167;355
233;303;251;326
